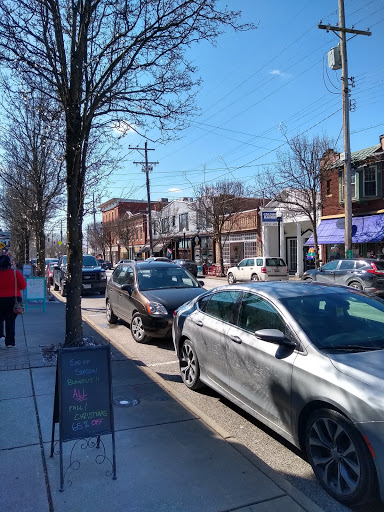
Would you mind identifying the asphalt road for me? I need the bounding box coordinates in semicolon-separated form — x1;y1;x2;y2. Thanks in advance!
56;274;381;512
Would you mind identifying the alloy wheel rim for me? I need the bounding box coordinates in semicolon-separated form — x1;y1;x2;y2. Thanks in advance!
181;343;196;385
308;417;361;497
132;317;144;340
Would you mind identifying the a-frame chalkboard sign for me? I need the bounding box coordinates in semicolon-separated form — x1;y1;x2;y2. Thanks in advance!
51;345;117;490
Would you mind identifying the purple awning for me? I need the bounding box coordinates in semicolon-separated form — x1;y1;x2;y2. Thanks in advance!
305;214;384;245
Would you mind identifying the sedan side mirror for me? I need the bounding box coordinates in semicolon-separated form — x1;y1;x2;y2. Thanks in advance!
121;283;133;295
255;329;296;348
198;280;205;286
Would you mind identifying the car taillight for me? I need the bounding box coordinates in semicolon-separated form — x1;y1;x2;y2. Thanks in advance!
261;267;267;273
367;263;384;275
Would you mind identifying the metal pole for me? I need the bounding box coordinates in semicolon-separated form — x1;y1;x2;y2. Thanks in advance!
277;218;281;257
339;0;352;257
318;4;370;258
145;142;154;256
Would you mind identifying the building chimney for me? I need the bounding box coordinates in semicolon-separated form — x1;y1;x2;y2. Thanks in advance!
380;134;384;151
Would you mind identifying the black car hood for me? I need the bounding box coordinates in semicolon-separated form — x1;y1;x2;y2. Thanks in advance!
141;287;205;312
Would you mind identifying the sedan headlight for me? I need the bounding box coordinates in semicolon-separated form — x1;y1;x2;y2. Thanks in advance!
100;272;107;280
146;301;168;315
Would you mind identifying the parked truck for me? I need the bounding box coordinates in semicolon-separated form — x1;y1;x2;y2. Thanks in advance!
53;254;107;296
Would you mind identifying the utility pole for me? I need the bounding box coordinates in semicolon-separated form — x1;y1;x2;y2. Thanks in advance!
132;141;159;256
318;0;371;257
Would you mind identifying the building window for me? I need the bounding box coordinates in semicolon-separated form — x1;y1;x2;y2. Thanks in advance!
172;216;176;227
351;171;356;198
364;166;377;197
326;179;331;195
340;170;357;200
161;218;169;233
179;213;189;231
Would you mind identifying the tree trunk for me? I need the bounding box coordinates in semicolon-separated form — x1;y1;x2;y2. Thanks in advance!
35;219;46;277
64;123;84;346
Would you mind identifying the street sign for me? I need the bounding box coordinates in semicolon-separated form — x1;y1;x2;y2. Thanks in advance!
261;211;278;226
0;242;5;249
346;250;354;259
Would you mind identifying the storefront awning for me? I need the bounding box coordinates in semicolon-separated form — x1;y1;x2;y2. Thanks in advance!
153;243;163;252
305;214;384;245
138;244;150;254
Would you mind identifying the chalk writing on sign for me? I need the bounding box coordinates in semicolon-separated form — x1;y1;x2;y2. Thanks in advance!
59;346;112;442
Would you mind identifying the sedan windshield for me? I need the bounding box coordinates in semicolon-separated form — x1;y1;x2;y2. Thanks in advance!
281;290;384;351
137;267;199;291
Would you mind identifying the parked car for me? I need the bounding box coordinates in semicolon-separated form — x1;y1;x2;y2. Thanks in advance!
106;260;205;343
45;257;59;268
100;260;112;270
53;254;107;296
227;257;289;284
145;257;171;262
302;258;384;295
45;262;56;286
173;281;384;507
172;259;198;277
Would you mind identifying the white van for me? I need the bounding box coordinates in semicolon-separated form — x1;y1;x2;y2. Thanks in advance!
227;257;289;284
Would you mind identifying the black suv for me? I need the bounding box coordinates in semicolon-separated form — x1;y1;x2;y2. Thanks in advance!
106;260;205;343
302;258;384;295
172;259;198;277
53;255;107;296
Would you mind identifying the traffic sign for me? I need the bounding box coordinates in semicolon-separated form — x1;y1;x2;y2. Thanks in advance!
0;242;5;249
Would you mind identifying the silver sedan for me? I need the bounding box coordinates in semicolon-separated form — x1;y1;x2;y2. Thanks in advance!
173;281;384;507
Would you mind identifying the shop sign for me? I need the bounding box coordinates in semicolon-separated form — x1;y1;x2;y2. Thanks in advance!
261;211;278;226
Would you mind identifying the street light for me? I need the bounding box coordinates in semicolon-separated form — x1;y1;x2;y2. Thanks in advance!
276;209;282;257
183;227;186;253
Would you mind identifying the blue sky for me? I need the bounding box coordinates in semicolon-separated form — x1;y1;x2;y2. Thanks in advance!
98;0;384;218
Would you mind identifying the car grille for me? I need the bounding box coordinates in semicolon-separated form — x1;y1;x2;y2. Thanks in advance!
83;273;97;282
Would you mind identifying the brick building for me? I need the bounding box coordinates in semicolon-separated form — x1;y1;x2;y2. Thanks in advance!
311;135;384;260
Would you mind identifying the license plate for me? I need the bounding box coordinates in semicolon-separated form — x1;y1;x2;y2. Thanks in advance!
83;284;92;289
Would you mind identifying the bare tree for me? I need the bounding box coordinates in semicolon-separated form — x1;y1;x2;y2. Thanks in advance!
261;134;336;268
151;213;173;257
193;180;250;275
0;182;32;265
116;214;134;258
86;223;104;257
102;221;116;263
0;0;254;345
0;91;65;275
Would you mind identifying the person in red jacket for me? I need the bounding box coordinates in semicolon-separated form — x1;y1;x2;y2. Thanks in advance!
0;255;27;347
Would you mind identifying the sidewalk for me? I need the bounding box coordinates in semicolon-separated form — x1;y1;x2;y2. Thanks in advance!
0;301;324;512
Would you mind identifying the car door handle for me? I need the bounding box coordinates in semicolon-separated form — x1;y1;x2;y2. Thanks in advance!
194;320;203;327
230;335;242;344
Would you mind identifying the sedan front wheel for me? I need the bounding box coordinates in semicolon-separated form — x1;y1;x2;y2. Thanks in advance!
130;313;150;344
106;300;117;324
227;272;236;284
305;408;377;506
180;339;203;390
